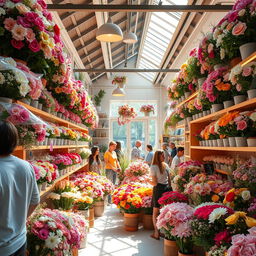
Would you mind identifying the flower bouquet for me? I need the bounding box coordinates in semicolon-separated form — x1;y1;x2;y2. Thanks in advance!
156;203;194;254
140;104;154;115
191;203;234;251
78;148;91;160
74;192;93;211
112;76;126;85
124;161;149;177
158;191;188;207
118;104;137;125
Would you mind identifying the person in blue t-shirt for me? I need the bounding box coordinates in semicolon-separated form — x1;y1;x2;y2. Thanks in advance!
144;144;154;166
0;121;40;256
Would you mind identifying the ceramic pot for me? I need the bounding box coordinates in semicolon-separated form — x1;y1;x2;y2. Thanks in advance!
124;213;140;232
223;138;230;147
19;98;31;105
239;42;256;60
142;214;154;230
31;100;39;108
247;89;256;99
211;104;223;113
228;137;236;147
0;97;12;103
247;138;256;147
234;95;247;104
235;137;247;147
38;103;43;110
212;139;218;147
164;239;178;256
223;100;234;109
94;200;105;217
217;139;224;147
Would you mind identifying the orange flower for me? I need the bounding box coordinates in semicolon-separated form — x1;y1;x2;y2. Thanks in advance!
218;111;239;127
212;195;220;202
216;82;231;91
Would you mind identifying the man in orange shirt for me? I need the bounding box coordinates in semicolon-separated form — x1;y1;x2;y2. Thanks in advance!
104;141;121;203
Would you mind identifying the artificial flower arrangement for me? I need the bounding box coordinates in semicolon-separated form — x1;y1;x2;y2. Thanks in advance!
118;104;137;125
158;191;188;208
112;76;126;85
140;104;155;114
156;203;194;254
26;207;85;255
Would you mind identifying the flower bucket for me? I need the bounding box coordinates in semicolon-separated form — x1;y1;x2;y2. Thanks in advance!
124;213;140;231
0;97;12;103
247;138;256;147
94;200;105;217
37;184;42;193
217;139;224;147
89;207;95;228
142;214;154;230
235;137;247;147
247;89;256;99
185;92;191;98
234;95;247;105
239;42;256;60
178;252;193;256
164;239;178;256
228;137;236;147
211;104;223;113
223;138;230;147
223;100;234;109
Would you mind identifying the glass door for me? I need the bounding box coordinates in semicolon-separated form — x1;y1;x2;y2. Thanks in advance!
111;121;128;150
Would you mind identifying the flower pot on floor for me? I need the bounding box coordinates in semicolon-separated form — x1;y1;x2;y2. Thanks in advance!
239;42;256;60
248;89;256;99
164;239;178;256
89;207;95;228
235;137;247;147
228;137;236;147
211;104;223;113
94;200;105;217
223;138;230;147
178;252;193;256
234;95;247;104
247;138;256;147
142;214;154;230
124;213;140;231
223;100;234;108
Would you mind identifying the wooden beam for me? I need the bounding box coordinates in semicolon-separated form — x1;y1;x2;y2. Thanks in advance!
74;68;180;72
48;4;233;12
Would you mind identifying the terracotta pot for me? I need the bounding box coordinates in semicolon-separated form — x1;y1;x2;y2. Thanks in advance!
94;200;105;217
89;207;94;228
124;213;140;231
142;214;154;230
72;248;78;256
178;252;193;256
164;239;178;256
230;57;242;67
139;210;144;223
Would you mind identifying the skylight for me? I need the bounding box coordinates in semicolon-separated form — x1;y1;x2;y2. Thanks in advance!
137;0;187;82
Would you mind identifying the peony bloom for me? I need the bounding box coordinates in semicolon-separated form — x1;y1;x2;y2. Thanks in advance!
236;120;247;131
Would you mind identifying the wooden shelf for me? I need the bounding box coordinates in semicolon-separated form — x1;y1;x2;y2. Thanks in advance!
40;162;87;198
176;124;185;129
191;146;256;152
176;91;198;108
17;101;88;133
185;131;190;134
190;98;256;124
240;51;256;67
15;144;88;151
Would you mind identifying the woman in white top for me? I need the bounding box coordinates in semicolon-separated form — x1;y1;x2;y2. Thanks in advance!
85;146;102;174
150;150;171;240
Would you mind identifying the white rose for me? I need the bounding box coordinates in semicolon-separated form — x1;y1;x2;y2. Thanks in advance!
5;1;15;9
14;70;28;85
19;83;30;97
232;65;243;76
249;112;256;122
0;7;6;16
238;9;246;16
241;190;251;201
48;193;61;200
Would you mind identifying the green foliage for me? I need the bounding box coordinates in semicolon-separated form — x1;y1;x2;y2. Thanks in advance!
94;89;106;106
118;154;130;182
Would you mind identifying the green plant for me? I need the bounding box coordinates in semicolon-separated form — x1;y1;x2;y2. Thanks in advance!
94;90;106;107
118;154;130;182
99;144;108;153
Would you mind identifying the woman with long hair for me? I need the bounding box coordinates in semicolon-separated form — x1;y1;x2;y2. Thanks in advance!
86;146;102;174
150;150;171;240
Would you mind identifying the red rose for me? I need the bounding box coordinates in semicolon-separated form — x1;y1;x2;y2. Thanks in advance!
54;24;60;37
11;39;24;50
226;192;235;202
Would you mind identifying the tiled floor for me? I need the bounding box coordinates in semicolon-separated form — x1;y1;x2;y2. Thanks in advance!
79;205;164;256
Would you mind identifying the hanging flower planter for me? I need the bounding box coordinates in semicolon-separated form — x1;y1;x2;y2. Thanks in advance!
140;104;155;117
118;104;137;125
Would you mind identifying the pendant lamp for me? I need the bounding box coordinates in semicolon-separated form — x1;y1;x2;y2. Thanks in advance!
96;17;123;42
112;86;125;96
123;31;138;44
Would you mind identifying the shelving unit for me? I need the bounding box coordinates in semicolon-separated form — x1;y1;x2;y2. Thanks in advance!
92;113;110;146
176;91;198;108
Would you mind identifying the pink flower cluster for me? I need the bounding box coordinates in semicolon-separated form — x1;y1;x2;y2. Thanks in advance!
50;153;82;170
141;196;152;208
140;104;155;113
6;104;30;124
118;105;137;125
124;161;149;177
156;202;194;239
121;175;151;185
227;227;256;256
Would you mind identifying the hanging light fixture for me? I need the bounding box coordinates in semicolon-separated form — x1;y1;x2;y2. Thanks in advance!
123;31;138;44
96;17;123;42
112;86;125;96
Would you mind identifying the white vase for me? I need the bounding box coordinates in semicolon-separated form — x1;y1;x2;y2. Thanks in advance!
228;137;236;147
185;92;190;98
198;77;206;87
234;95;247;104
239;42;256;60
211;104;224;112
223;138;230;147
247;89;256;99
247;138;256;147
31;100;39;108
223;100;234;109
217;139;224;147
235;137;247;147
0;97;12;103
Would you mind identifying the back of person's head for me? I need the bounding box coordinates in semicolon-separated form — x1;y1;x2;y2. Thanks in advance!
177;147;184;155
0;121;18;155
162;143;168;149
152;150;164;173
109;141;117;147
147;144;153;151
135;140;142;147
116;141;121;150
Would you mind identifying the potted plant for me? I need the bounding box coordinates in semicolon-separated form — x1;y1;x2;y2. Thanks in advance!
94;89;106;112
140;104;155;116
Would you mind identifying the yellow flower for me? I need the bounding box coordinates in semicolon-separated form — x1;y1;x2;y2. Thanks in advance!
225;212;247;225
245;216;256;228
40;31;50;42
120;201;126;208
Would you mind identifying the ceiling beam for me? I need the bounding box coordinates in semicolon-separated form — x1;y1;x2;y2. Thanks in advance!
66;13;95;32
74;68;180;72
47;4;232;12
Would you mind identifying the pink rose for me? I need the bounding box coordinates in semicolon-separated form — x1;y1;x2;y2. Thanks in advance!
58;53;65;64
34;17;45;31
25;12;39;23
4;18;16;31
26;28;35;42
38;0;47;9
11;0;22;2
38;228;49;240
29;39;41;52
17;16;31;28
236;120;247;130
11;39;24;50
232;22;247;36
11;24;27;41
236;84;242;92
242;66;252;77
189;48;197;57
208;94;217;103
43;10;52;21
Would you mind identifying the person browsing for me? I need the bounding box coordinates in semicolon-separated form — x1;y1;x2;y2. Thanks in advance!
131;140;143;161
